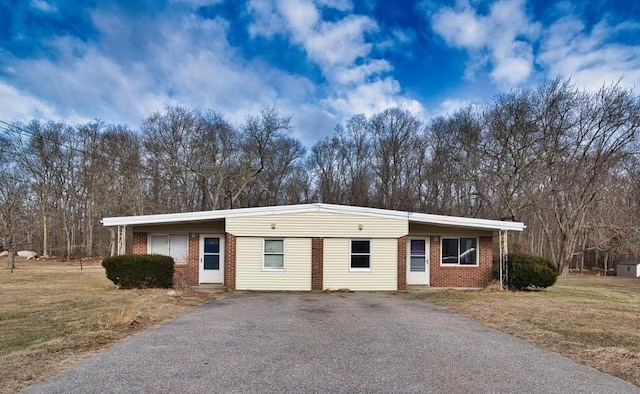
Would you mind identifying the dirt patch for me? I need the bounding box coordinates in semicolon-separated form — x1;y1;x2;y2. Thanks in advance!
0;257;212;394
414;276;640;387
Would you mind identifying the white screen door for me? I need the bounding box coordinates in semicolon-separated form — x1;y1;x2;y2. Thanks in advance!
199;235;224;283
407;238;429;285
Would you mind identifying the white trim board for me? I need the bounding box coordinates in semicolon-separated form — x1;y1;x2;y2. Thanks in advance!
102;203;525;232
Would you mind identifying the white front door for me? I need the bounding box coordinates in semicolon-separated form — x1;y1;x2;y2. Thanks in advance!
407;238;430;285
199;235;224;283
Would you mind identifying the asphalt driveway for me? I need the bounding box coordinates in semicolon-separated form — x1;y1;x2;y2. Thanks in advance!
25;292;639;393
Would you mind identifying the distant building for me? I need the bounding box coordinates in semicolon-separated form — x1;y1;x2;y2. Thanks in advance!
616;261;640;278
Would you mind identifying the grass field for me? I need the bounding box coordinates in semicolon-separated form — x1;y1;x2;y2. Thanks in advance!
413;276;640;387
0;258;210;394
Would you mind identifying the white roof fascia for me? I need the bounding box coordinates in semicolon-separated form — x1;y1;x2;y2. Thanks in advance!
102;203;525;232
101;203;316;227
101;203;407;227
408;212;525;232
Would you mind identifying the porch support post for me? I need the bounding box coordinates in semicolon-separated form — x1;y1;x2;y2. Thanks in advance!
117;225;126;256
499;230;509;289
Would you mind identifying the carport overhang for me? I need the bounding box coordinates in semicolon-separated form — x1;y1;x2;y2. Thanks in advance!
407;214;525;290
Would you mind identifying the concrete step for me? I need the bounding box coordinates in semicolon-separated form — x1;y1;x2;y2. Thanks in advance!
406;285;435;293
190;284;226;294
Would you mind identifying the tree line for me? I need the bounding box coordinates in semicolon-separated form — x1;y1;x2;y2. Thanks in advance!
1;78;639;274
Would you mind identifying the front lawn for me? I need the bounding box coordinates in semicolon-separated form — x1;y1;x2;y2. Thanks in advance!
413;276;640;387
0;258;209;393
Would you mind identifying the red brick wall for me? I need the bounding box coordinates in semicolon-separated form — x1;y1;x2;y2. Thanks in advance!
132;233;147;254
311;238;323;291
173;234;200;287
224;233;236;291
430;236;493;288
397;236;407;291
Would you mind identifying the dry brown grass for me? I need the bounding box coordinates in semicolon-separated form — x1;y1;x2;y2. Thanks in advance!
0;257;211;394
413;276;640;387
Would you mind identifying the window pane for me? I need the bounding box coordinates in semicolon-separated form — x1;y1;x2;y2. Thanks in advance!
410;239;426;255
265;239;283;254
459;238;477;265
351;255;370;269
410;256;425;272
264;254;284;269
150;235;168;256
169;234;188;263
442;238;459;264
204;238;219;254
351;240;370;254
204;254;219;270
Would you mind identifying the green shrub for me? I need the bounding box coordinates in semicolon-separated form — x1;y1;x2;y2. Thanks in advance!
102;254;174;289
506;253;558;290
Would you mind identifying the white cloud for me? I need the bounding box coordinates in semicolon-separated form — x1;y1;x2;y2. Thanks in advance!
247;0;285;38
169;0;224;7
0;82;60;122
315;0;352;11
249;0;424;121
436;98;473;116
278;0;321;38
306;17;377;70
326;77;423;118
538;17;640;90
3;0;427;145
431;0;539;86
30;0;56;13
331;59;392;85
1;9;327;143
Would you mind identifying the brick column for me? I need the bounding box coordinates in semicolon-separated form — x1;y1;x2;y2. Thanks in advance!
224;233;236;291
132;233;147;254
397;236;407;291
174;234;199;288
311;238;324;291
478;236;493;287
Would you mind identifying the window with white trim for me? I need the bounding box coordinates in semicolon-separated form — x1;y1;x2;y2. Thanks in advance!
350;240;370;270
441;237;477;266
149;234;188;264
263;239;284;270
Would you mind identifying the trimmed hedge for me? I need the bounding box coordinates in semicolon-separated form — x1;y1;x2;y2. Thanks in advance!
102;254;174;289
506;253;558;290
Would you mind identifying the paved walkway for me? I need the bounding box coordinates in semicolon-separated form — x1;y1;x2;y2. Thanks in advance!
24;292;639;393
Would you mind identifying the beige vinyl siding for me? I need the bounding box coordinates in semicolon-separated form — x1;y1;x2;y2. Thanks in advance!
227;212;407;238
323;238;397;291
236;237;311;291
134;220;224;234
409;223;493;237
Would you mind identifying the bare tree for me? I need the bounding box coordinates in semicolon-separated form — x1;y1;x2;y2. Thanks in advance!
370;108;424;210
0;134;30;270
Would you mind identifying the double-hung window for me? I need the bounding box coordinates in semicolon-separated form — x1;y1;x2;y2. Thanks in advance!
441;237;477;266
350;240;371;270
264;239;284;270
149;234;188;264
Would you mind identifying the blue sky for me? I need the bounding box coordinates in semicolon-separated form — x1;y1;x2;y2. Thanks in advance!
1;0;639;145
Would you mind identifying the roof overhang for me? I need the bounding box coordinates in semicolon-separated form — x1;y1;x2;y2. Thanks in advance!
101;203;525;232
408;212;525;232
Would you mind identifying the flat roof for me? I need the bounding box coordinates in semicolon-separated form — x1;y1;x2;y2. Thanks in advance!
617;261;640;266
102;203;525;232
